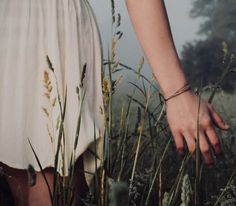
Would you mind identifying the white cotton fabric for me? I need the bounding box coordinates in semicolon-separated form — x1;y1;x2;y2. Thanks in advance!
0;0;105;186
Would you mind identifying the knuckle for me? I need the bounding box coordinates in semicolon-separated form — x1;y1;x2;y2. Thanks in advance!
179;125;188;133
201;146;210;155
212;140;220;148
217;118;224;124
176;145;184;151
189;145;196;154
201;116;211;127
189;122;196;131
171;126;180;133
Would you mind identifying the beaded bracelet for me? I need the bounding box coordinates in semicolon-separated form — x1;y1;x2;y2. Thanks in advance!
163;83;192;102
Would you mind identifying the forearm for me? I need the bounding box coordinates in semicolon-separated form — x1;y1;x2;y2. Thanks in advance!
125;0;189;97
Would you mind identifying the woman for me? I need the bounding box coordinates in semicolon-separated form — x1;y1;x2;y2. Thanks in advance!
0;0;230;205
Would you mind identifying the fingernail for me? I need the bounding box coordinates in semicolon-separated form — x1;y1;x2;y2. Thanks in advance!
225;124;230;129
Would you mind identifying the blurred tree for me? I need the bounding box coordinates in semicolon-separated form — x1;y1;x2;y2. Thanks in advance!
181;0;236;93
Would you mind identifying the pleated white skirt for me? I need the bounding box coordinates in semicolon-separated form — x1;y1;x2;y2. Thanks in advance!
0;0;105;186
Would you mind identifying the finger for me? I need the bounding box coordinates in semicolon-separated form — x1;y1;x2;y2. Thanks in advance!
205;126;222;155
183;131;196;159
198;130;214;166
173;131;185;156
208;104;230;130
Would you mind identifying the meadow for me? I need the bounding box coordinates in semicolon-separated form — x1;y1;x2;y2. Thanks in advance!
0;0;236;205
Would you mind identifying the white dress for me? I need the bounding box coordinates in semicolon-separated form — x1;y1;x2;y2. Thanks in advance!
0;0;105;186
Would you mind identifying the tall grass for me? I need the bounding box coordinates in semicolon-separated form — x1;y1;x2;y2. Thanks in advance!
0;0;236;206
90;1;236;205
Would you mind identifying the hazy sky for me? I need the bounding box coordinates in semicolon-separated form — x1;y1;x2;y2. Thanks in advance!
89;0;202;78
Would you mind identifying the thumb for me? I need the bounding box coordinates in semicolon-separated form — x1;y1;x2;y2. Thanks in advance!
208;104;230;130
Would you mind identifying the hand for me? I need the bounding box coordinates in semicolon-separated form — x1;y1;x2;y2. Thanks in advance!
165;90;230;167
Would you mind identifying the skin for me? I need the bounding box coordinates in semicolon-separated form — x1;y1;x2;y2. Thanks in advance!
0;0;230;205
0;155;88;206
125;0;230;166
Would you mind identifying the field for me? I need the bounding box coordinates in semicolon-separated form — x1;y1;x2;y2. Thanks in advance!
0;0;236;205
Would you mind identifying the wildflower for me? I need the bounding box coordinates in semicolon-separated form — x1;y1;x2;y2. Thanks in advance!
52;97;57;107
103;79;111;94
112;38;116;59
43;70;49;84
41;107;49;117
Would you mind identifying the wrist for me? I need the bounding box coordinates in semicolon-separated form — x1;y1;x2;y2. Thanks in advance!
155;73;189;99
164;89;196;106
164;82;191;101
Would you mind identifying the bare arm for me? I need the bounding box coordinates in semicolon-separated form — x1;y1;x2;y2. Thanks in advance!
125;0;187;97
125;0;230;165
